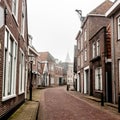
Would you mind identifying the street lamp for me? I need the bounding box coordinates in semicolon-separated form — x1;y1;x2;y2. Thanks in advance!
28;54;34;101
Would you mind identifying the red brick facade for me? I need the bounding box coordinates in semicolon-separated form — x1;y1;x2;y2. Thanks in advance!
0;0;28;119
75;0;113;98
89;26;112;102
106;0;120;103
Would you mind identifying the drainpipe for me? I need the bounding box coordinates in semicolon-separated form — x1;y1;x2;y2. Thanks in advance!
104;27;107;101
111;17;116;104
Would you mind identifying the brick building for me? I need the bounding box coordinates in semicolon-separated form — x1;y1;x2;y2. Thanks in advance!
89;25;112;102
106;0;120;104
73;45;77;90
54;60;64;86
39;52;55;86
0;0;28;119
28;35;39;90
75;0;113;96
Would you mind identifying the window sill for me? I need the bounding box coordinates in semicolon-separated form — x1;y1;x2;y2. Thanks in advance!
90;56;101;62
95;90;103;93
18;91;25;95
2;94;16;102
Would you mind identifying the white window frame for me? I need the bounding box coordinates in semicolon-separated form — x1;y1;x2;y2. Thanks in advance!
118;17;120;40
81;36;83;50
95;67;102;90
81;52;83;67
50;64;54;71
96;40;100;56
84;48;87;61
77;40;80;50
12;0;18;21
92;42;96;58
77;56;80;66
19;49;25;94
118;60;120;92
2;27;18;101
21;0;25;37
84;29;87;41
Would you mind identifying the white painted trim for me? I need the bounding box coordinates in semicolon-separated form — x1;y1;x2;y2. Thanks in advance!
2;26;18;99
28;46;39;56
88;14;105;17
105;58;112;63
2;94;16;102
84;66;89;94
106;0;120;17
84;66;89;70
77;74;80;91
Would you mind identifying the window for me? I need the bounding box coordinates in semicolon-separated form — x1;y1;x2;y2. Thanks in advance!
95;67;102;90
21;0;25;36
77;40;80;50
96;40;100;56
84;48;87;61
77;56;80;66
81;52;83;67
38;62;41;70
3;28;18;101
118;17;120;40
50;64;54;71
84;29;87;41
81;36;83;50
118;60;120;92
92;42;96;58
12;0;18;20
19;49;25;94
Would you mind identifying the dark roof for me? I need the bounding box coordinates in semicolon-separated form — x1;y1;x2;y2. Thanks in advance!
89;0;113;15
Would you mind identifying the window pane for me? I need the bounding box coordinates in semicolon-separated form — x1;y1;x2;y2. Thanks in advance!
118;17;120;40
8;38;13;95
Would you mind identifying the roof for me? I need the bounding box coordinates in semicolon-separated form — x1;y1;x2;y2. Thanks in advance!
39;52;55;62
106;0;120;17
81;0;113;28
28;46;39;56
89;0;113;15
75;30;81;40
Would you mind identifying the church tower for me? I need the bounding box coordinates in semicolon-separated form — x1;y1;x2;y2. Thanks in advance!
65;52;71;63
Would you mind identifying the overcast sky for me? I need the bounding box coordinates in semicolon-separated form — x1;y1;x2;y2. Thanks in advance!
27;0;114;62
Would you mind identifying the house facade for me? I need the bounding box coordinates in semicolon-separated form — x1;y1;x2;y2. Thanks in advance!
73;45;77;90
89;25;112;102
39;52;55;86
75;0;113;97
28;35;39;90
54;60;64;86
0;0;28;119
106;0;120;103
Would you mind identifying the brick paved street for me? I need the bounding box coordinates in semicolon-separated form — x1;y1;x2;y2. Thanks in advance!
38;86;120;120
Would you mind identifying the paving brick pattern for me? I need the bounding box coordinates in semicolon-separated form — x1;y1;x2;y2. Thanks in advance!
8;89;41;120
38;87;120;120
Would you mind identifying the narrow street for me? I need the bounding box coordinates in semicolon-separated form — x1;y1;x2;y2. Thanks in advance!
38;86;120;120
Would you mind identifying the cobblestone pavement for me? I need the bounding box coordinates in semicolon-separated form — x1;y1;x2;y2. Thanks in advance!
38;86;120;120
8;89;41;120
